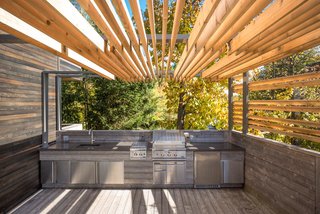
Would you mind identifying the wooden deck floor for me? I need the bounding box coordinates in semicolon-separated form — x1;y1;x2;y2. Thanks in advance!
10;188;276;214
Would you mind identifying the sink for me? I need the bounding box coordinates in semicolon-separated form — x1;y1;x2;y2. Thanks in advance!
77;144;101;147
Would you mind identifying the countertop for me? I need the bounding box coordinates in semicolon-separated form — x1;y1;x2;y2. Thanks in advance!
41;141;243;152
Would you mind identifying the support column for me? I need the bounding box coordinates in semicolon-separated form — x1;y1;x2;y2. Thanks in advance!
228;78;233;131
42;72;49;148
55;76;62;131
242;72;249;134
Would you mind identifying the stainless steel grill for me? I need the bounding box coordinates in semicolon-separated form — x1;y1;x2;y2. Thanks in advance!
152;131;186;160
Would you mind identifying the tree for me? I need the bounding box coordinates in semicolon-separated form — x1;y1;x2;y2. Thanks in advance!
163;78;228;130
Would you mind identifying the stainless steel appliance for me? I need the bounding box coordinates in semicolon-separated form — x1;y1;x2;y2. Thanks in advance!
130;141;148;160
220;151;244;184
194;152;221;187
152;131;187;184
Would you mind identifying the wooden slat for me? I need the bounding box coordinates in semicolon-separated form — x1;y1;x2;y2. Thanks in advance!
0;10;115;80
165;0;185;76
0;1;121;80
249;105;320;113
175;0;236;79
160;0;168;76
76;0;144;80
128;0;155;78
250;115;320;129
146;0;159;76
111;0;152;78
229;0;307;54
180;0;269;80
218;28;320;79
249;123;320;143
234;72;320;92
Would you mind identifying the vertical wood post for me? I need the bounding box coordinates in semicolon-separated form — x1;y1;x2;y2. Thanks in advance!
42;72;49;148
242;72;249;134
228;78;233;131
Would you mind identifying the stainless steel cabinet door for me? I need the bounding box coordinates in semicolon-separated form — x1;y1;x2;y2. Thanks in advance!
70;161;95;184
221;160;244;183
194;152;221;185
56;161;70;184
41;161;54;184
99;161;124;184
166;161;186;184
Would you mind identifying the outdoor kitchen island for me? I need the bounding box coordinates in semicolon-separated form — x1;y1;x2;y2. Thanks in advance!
40;130;244;189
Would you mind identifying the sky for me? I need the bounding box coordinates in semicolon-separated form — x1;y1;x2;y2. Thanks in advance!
124;0;147;17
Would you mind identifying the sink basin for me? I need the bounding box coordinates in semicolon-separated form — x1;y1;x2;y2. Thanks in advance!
77;144;101;147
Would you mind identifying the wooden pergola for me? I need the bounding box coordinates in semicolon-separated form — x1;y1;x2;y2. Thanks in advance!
0;0;318;82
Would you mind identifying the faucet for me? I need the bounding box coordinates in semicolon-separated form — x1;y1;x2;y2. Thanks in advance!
88;129;95;144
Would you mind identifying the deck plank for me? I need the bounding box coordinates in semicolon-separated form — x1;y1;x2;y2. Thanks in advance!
10;188;277;214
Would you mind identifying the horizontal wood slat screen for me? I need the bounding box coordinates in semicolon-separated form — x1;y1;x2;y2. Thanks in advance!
233;71;320;92
231;70;320;144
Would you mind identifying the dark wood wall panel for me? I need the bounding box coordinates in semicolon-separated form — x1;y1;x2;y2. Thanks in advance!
0;38;58;144
0;136;41;213
230;131;320;214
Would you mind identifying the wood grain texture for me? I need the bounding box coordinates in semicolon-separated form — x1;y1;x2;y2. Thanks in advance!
0;31;80;212
10;188;277;214
230;131;320;214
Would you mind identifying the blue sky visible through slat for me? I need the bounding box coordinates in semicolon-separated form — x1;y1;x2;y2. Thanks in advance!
125;0;147;17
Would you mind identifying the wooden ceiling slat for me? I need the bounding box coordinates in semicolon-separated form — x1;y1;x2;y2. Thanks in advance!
0;11;115;80
147;0;159;76
128;0;156;78
76;0;143;81
203;0;320;80
91;0;148;80
179;0;272;80
0;0;131;80
218;28;320;79
161;0;168;76
229;0;307;54
173;0;219;78
165;0;185;77
112;0;153;79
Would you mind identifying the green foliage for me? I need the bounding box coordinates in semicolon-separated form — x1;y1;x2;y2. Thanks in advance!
163;78;228;130
62;79;165;130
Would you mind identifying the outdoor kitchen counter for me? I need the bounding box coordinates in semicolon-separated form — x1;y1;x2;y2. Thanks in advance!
186;142;244;151
41;141;152;152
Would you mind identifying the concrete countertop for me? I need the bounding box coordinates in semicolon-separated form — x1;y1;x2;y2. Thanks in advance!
41;142;152;152
42;141;243;152
186;142;244;151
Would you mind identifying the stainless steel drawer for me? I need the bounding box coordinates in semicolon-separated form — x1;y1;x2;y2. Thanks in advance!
70;161;95;184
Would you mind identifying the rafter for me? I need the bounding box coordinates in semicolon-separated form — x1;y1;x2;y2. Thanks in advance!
0;8;115;80
112;0;153;78
147;0;159;76
161;0;168;76
165;0;185;76
128;0;156;78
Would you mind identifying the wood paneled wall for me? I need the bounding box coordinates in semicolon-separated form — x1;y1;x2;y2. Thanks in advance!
0;34;57;145
230;131;320;214
0;31;79;212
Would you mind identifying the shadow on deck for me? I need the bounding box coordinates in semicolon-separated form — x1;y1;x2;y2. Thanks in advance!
9;188;276;214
